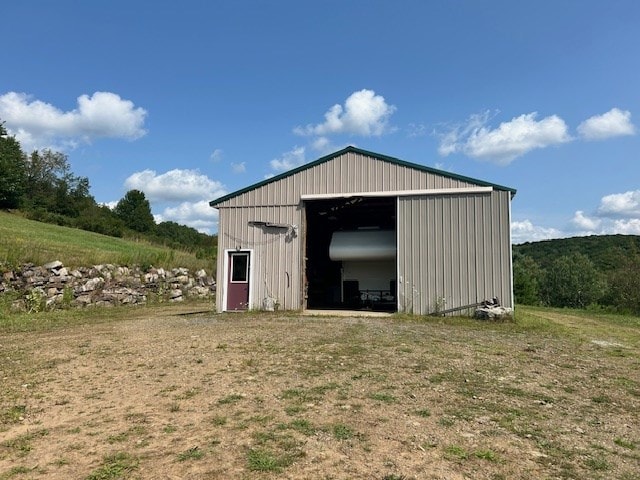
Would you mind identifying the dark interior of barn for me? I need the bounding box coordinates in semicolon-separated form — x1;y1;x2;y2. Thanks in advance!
304;197;397;311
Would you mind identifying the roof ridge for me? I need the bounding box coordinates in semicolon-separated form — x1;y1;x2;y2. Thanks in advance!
210;147;516;206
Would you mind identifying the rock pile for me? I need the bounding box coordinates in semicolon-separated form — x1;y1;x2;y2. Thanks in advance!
0;261;215;312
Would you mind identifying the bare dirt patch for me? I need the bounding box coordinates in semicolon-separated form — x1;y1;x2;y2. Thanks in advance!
1;305;639;479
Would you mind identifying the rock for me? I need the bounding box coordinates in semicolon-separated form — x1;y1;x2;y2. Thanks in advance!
3;261;214;310
474;306;513;321
44;260;63;270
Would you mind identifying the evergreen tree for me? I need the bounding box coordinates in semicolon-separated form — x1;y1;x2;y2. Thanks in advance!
114;189;155;233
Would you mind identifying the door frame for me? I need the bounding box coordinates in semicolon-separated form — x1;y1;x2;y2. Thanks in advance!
222;249;254;311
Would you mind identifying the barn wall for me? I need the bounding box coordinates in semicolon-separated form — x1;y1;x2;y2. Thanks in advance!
397;190;513;315
215;151;479;208
216;204;304;312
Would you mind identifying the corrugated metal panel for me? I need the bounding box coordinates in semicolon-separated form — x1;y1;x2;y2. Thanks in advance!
397;191;513;315
216;151;479;208
216;205;303;312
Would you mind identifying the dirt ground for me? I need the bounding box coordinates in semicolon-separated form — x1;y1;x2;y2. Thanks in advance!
1;305;639;479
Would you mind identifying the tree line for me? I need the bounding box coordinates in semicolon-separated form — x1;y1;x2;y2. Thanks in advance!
0;122;216;257
513;235;640;315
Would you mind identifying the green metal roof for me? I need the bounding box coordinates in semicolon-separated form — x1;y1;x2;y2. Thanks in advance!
209;146;516;207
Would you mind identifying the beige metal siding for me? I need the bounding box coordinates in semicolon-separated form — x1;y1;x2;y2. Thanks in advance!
214;150;513;313
397;190;513;315
215;151;478;208
216;204;303;311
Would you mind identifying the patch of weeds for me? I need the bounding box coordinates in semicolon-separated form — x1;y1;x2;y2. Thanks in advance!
284;404;307;416
86;452;139;480
176;387;200;400
218;393;244;405
415;408;431;418
248;414;273;426
163;424;177;434
176;446;204;462
443;444;469;461
288;419;316;436
383;475;408;480
438;416;456;427
591;394;611;404
1;405;26;424
210;415;227;426
310;382;340;396
2;428;49;456
474;449;499;461
332;423;354;440
52;457;69;466
584;454;609;471
281;388;306;400
3;466;31;477
246;447;301;473
107;432;129;444
614;438;636;450
370;392;397;404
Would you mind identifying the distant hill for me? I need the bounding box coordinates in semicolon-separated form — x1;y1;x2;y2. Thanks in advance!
513;234;640;272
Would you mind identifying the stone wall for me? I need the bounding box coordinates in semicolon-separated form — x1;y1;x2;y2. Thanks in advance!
0;261;215;312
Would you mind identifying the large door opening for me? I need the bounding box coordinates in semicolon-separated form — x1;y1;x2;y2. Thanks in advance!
305;197;397;312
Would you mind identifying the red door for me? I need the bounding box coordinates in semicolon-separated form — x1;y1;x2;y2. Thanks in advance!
226;252;250;310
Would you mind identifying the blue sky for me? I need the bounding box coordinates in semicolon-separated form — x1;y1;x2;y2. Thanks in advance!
1;1;639;242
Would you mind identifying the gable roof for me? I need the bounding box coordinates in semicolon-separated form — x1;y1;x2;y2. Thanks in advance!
209;146;516;207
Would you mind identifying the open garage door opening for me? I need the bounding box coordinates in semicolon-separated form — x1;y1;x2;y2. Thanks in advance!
304;197;397;312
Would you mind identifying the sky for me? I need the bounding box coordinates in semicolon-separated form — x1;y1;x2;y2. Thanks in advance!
1;1;639;243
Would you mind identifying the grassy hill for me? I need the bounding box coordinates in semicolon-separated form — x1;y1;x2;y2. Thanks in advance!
0;211;215;273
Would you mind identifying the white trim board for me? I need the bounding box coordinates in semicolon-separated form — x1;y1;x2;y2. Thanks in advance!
301;187;492;200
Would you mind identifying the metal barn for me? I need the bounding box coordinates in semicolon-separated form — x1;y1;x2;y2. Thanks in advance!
209;147;516;315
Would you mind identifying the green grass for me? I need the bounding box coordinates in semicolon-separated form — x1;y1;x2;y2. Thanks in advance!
0;211;212;272
176;447;205;461
85;452;139;479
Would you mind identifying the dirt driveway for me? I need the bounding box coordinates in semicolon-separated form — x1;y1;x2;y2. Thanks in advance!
1;305;639;479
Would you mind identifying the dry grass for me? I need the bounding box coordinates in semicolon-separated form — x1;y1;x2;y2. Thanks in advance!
0;304;638;479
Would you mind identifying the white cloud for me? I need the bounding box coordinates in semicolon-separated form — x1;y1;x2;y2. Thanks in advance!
124;169;227;202
609;219;640;235
0;91;147;152
294;89;396;137
231;162;246;174
269;146;306;172
210;148;223;162
571;210;601;231
511;220;564;244
155;200;220;234
577;108;635;140
311;136;331;152
597;190;640;218
440;112;571;165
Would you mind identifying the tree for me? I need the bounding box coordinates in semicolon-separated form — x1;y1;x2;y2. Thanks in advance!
512;253;542;305
540;253;604;308
114;189;155;233
0;122;26;209
606;258;640;314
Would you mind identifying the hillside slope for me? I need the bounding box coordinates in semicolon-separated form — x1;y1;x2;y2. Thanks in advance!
0;211;215;272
